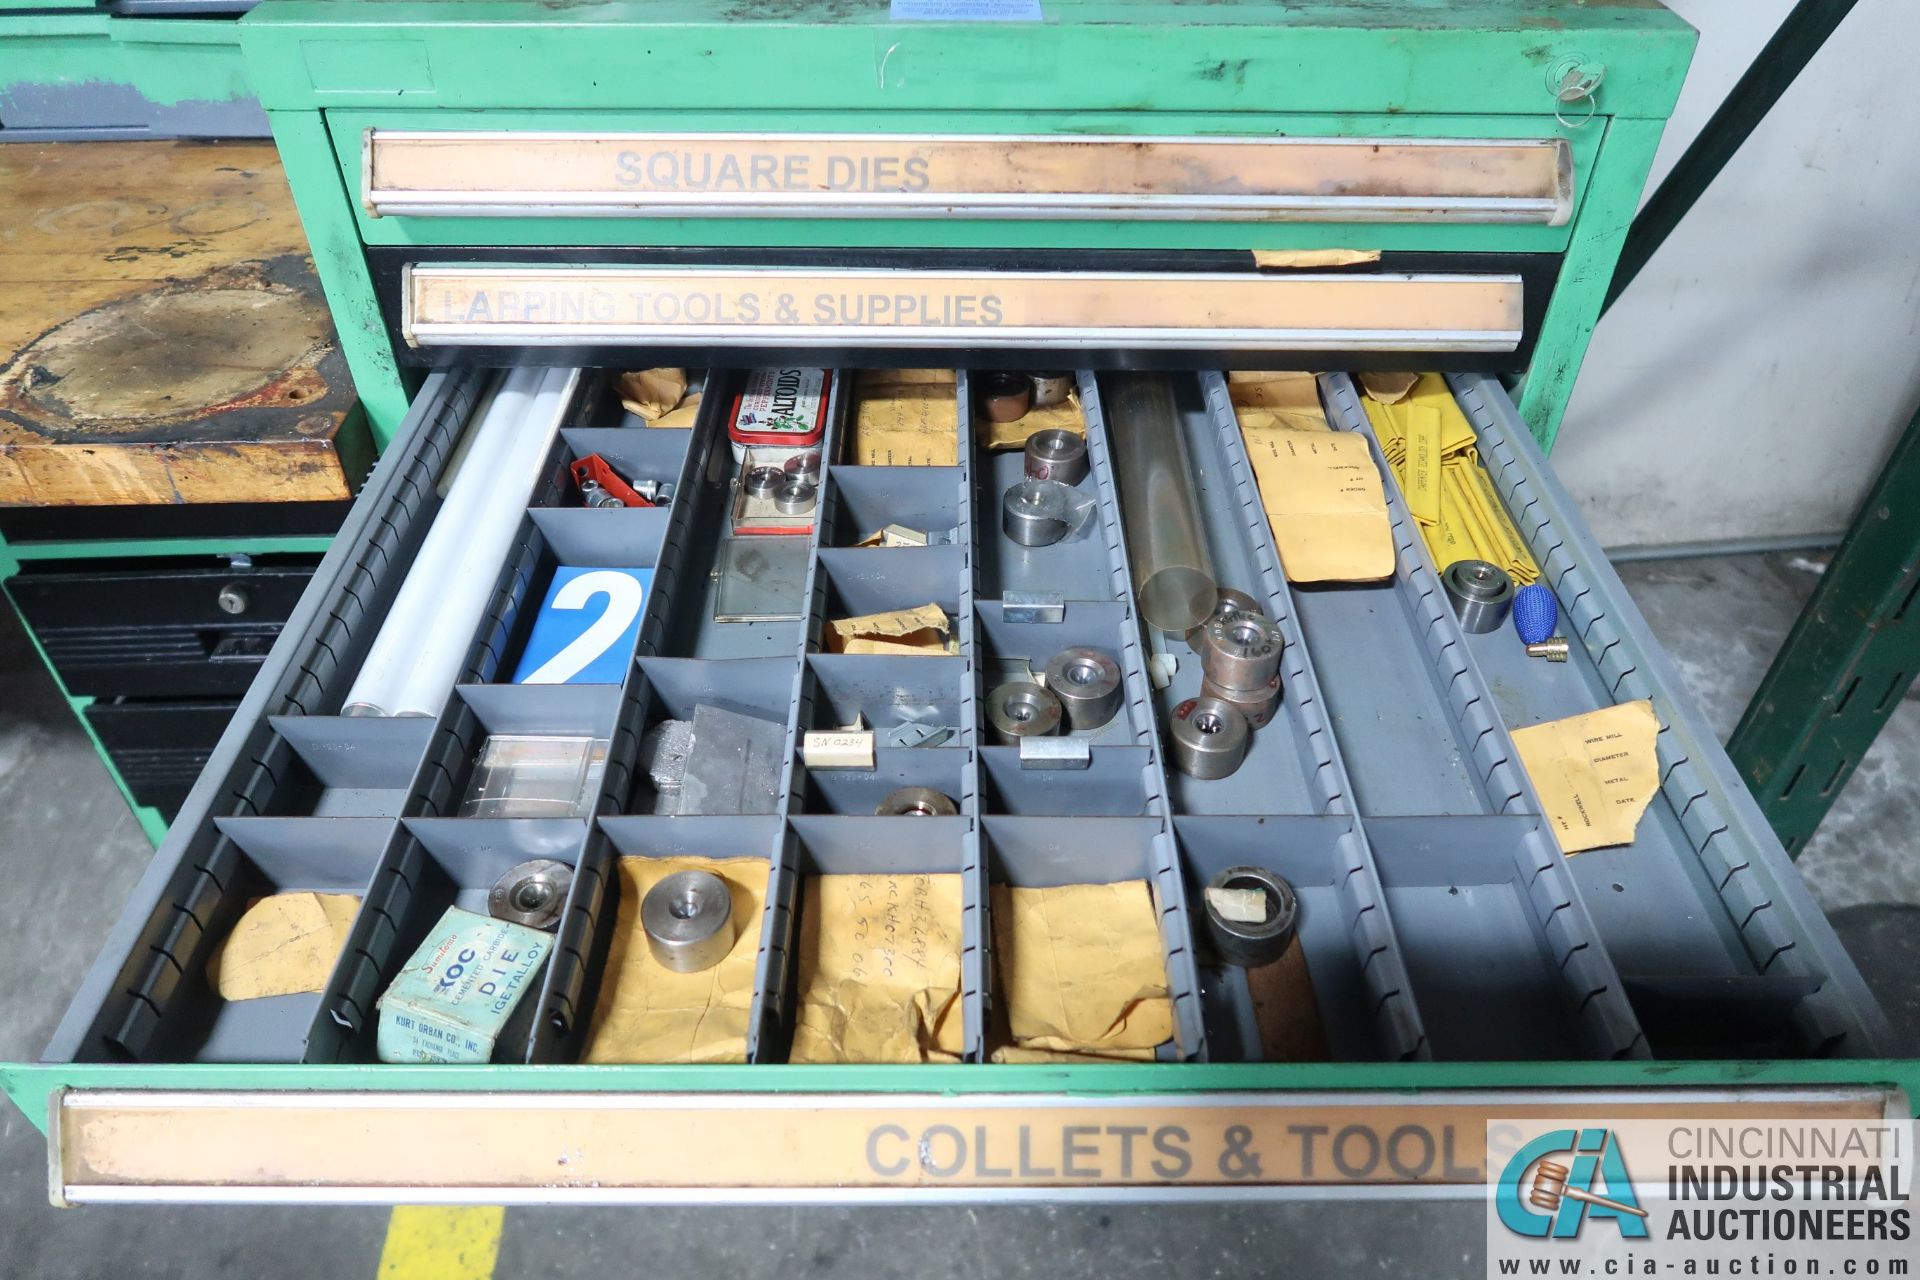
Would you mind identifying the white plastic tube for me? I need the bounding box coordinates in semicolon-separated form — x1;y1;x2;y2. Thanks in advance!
344;366;582;716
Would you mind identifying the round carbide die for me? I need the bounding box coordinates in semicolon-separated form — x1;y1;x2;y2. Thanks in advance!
1043;646;1124;733
1184;587;1263;648
743;465;783;499
1001;479;1071;547
986;681;1064;746
641;869;736;973
1198;611;1284;693
487;859;573;931
1442;559;1515;634
875;787;960;817
1201;673;1280;731
772;476;818;515
1029;371;1075;408
1023;427;1089;486
1168;696;1250;780
1201;865;1299;967
981;372;1033;423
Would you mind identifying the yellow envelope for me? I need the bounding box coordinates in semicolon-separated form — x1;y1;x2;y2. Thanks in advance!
1513;700;1662;855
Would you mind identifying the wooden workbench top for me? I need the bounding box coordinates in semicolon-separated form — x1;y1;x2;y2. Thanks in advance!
0;140;366;509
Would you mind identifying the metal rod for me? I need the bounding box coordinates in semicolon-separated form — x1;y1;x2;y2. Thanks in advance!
1603;0;1861;313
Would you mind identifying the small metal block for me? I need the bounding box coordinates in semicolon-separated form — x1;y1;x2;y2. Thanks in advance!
1019;736;1093;770
1003;591;1065;624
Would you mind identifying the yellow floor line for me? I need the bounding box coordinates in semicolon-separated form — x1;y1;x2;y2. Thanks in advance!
377;1206;506;1280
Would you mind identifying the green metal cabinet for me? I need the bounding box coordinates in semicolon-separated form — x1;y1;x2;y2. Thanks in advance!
11;0;1917;1207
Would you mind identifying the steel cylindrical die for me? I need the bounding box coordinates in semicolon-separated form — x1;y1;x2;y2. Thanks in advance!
1043;646;1124;733
1198;611;1284;693
1168;696;1250;780
1442;559;1515;634
487;859;573;931
1029;371;1075;408
1001;479;1072;547
986;681;1064;745
641;869;736;973
1202;674;1280;730
772;476;817;515
1184;587;1262;648
742;465;783;499
782;450;823;482
1024;428;1089;486
1201;865;1299;967
981;372;1033;423
875;786;960;817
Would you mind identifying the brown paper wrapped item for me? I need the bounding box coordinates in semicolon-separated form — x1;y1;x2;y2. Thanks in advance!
826;602;955;655
617;368;701;426
790;873;966;1064
209;892;359;1001
847;369;960;465
990;881;1173;1056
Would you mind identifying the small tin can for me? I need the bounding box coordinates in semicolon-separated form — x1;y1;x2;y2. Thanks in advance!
729;368;837;462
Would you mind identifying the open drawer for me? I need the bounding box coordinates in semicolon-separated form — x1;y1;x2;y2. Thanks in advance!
8;363;1905;1206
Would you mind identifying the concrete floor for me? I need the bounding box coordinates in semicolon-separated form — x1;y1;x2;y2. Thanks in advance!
0;551;1914;1278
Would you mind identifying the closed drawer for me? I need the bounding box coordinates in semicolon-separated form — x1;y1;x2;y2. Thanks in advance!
6;557;319;698
83;700;238;823
19;364;1898;1205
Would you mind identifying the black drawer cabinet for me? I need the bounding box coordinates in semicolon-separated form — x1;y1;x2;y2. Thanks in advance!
81;700;239;823
5;556;319;699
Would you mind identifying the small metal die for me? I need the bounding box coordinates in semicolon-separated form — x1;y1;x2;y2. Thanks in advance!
782;450;823;481
981;371;1033;423
1042;646;1124;733
1184;587;1262;648
987;681;1064;746
1201;674;1280;731
1001;479;1071;547
875;786;960;817
1441;559;1516;634
772;476;818;515
742;465;784;499
1198;611;1284;694
1168;696;1251;780
641;869;736;973
1029;371;1075;408
487;859;574;931
1023;427;1089;486
1201;865;1299;968
1526;636;1571;662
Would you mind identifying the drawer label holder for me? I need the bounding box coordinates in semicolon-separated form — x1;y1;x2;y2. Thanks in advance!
52;1087;1896;1203
363;131;1573;225
401;265;1525;353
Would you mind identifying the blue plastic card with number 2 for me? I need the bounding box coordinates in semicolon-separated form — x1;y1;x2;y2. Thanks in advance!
512;566;653;685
